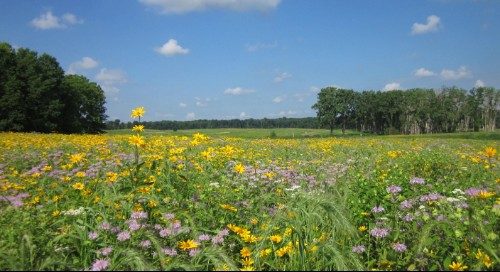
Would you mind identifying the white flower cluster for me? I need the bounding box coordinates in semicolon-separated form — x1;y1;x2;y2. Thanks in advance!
62;206;85;216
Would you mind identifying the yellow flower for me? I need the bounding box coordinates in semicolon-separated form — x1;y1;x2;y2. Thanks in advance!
358;225;368;232
72;182;85;190
250;218;259;225
234;163;245;174
220;204;238;212
478;190;495;199
241;257;254;267
484;147;497;158
132;125;145;132
260;248;272;257
52;210;60;217
129;135;145;147
240;247;251;258
131;106;145;119
284;227;292;236
240;266;254;271
448;261;468;271
75;171;86;178
70;153;85;164
178;240;198;251
269;234;283;243
42;165;52;172
106;172;118;183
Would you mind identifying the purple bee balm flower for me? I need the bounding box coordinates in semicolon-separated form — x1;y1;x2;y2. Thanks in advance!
154;224;162;230
99;222;111;230
198;234;211;241
371;206;385;213
172;221;181;229
399;200;413;210
127;220;141;232
386;185;402;194
189;249;200;257
88;231;99;240
91;259;109;271
392;242;407;252
402;213;414;222
100;247;113;256
131;211;148;220
352;245;366;254
163;247;177;256
218;229;229;237
211;235;224;245
370;227;390;238
163;213;175;220
159;228;172;238
410;177;425;185
117;231;130;241
140;240;151;248
420;193;443;202
465;188;481;197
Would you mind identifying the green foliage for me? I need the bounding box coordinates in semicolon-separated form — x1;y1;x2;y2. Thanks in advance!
0;42;107;133
312;86;500;135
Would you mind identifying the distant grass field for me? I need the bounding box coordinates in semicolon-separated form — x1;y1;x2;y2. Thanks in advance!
105;128;500;141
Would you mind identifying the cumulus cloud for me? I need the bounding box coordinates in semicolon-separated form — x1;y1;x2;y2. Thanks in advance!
186;112;196;120
156;39;189;56
224;87;255;95
139;0;281;14
274;72;291;83
95;68;128;101
179;102;187;108
96;68;128;85
440;66;471;80
246;41;278;52
67;57;99;75
278;110;296;117
383;82;401;91
414;67;435;77
31;11;82;30
411;15;441;35
273;96;285;103
240;112;247;118
475;79;485;88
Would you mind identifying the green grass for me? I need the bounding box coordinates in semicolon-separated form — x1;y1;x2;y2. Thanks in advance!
105;128;500;141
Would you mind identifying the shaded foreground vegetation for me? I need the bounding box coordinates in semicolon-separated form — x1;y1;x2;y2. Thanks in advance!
0;128;498;271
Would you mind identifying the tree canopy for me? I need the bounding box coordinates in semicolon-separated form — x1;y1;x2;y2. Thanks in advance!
313;86;499;134
0;42;107;133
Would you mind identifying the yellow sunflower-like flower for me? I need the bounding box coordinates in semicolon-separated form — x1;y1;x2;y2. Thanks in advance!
448;261;468;271
178;239;198;251
72;182;85;190
131;106;145;119
132;125;145;132
234;163;245;174
484;147;497;158
129;135;145;147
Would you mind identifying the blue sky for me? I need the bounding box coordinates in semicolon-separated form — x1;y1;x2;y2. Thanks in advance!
1;0;499;121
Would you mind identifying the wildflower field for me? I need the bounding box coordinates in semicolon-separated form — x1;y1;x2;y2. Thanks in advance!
0;121;498;270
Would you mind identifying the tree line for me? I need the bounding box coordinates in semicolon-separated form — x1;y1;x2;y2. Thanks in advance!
106;117;320;130
313;87;499;134
0;42;107;133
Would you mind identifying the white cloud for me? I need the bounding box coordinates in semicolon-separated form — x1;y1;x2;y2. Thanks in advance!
186;112;196;120
278;110;296;117
67;57;99;75
475;79;485;88
246;41;278;52
440;66;471;80
31;11;82;30
95;68;127;101
414;67;435;77
156;39;189;56
140;0;281;14
273;96;285;103
240;112;247;118
411;15;441;35
194;97;211;107
224;87;255;95
383;82;401;91
96;68;128;85
62;13;83;25
179;102;187;108
274;72;291;83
